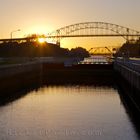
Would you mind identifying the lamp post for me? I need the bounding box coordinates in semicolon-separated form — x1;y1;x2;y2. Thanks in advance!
10;29;21;39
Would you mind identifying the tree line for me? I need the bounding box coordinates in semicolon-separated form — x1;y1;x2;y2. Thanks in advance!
115;39;140;57
0;41;89;58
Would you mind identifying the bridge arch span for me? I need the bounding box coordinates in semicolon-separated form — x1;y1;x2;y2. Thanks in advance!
49;22;140;41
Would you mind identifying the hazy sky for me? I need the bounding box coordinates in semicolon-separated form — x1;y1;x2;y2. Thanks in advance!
0;0;140;49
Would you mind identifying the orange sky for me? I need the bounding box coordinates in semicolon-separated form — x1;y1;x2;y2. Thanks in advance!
0;0;140;50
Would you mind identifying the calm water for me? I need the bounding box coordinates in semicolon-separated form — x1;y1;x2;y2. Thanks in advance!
0;85;139;140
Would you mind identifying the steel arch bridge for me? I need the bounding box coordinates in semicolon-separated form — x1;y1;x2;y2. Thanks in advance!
48;22;140;43
0;22;140;44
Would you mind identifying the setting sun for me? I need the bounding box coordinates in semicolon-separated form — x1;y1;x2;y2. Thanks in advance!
38;38;46;43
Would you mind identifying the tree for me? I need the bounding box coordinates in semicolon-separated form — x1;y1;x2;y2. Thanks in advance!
69;47;89;57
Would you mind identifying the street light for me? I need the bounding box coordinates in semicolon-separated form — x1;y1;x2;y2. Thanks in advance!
10;29;21;39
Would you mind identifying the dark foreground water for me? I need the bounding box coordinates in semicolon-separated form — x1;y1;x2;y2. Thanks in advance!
0;85;140;140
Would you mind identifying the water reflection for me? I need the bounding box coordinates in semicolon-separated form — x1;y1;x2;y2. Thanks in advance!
0;77;115;106
0;85;139;140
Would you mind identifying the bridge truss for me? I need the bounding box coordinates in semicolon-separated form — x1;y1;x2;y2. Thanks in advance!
48;22;140;43
88;46;118;56
0;22;140;44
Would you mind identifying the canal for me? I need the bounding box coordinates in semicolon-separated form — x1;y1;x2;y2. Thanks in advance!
0;83;140;140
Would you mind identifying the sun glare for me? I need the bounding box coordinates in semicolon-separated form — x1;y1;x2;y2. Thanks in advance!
38;38;46;43
37;37;57;44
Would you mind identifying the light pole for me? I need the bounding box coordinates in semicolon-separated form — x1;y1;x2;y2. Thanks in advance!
10;29;21;39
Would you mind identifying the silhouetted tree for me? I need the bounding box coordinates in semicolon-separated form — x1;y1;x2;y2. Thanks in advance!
69;47;89;57
115;40;140;57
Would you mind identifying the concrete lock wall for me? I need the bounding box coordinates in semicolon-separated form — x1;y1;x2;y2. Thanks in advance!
0;61;42;97
114;60;140;91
